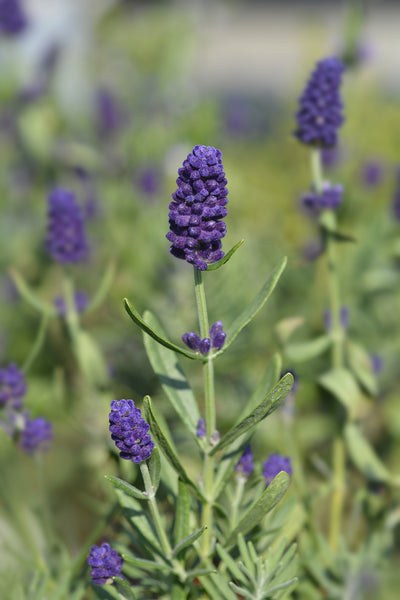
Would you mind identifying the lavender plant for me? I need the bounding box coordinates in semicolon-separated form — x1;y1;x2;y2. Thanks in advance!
88;144;298;599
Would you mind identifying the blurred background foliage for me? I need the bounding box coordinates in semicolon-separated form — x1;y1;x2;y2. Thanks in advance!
1;0;400;598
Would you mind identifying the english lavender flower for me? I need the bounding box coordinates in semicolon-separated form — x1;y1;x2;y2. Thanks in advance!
87;543;123;585
53;290;89;317
234;445;254;478
96;88;122;137
197;418;206;438
0;363;26;409
262;454;292;487
45;188;88;264
18;413;53;455
302;182;343;213
294;57;345;148
167;145;228;271
0;0;28;36
209;321;226;350
109;399;154;463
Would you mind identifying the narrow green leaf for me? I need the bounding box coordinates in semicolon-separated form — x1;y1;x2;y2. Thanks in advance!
197;576;225;600
217;257;287;355
113;577;136;600
228;583;253;599
122;554;171;572
346;340;377;397
148;447;161;494
124;298;197;359
75;330;109;388
104;475;146;500
225;472;290;546
285;335;332;362
216;544;247;585
344;423;391;483
318;368;362;417
205;239;244;270
114;489;160;552
238;534;255;578
174;479;191;547
9;269;55;316
186;568;216;579
143;397;204;501
171;583;188;600
172;526;206;558
86;258;116;314
210;373;294;456
143;311;200;437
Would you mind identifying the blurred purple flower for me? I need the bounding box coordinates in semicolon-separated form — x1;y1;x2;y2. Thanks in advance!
135;165;162;198
262;454;292;487
370;354;383;375
302;182;343;213
18;413;53;455
0;363;26;409
96;88;122;137
234;445;254;478
45;188;88;264
0;0;28;37
53;290;89;317
321;146;341;169
324;305;349;332
294;56;345;148
87;543;123;585
361;160;383;187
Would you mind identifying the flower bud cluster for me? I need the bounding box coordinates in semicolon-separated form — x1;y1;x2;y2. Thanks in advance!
302;182;343;212
182;321;226;355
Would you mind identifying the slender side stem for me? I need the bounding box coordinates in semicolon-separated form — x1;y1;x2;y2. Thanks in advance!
311;148;346;553
193;268;216;560
63;271;80;347
22;312;50;374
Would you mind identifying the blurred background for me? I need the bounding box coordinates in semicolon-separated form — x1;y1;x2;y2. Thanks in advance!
1;0;400;598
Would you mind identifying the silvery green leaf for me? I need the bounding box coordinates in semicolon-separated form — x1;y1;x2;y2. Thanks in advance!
216;544;247;585
122;555;171;572
205;239;244;270
172;526;206;558
285;335;332;362
143;312;200;437
225;472;290;546
143;396;204;502
124;299;197;359
113;577;136;600
114;489;160;554
210;373;293;456
104;475;147;501
199;571;238;600
173;479;190;547
215;257;287;356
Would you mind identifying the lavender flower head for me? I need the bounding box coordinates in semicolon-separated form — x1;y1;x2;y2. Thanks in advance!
53;290;89;317
87;543;123;585
18;413;53;455
167;145;228;271
262;454;292;487
45;188;88;264
0;0;28;37
109;399;154;463
0;363;26;409
234;445;254;478
294;57;345;148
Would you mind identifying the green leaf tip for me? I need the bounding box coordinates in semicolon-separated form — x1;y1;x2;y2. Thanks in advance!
205;239;244;271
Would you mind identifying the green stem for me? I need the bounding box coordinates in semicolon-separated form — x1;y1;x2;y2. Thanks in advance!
193;268;216;560
311;148;346;553
63;271;80;347
22;312;50;374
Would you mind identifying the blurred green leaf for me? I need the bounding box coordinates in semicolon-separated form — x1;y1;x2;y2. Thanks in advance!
285;335;332;362
346;340;377;397
86;258;117;314
122;554;171;572
105;475;147;501
205;239;244;270
210;373;293;456
74;330;109;388
9;269;55;316
124;299;197;359
344;423;391;483
174;479;190;547
217;257;287;355
171;526;206;558
225;471;290;546
113;576;136;600
275;317;305;345
318;368;362;417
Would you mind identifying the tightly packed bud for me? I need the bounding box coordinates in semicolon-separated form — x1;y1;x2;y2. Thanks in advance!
182;321;226;354
167;145;228;270
0;363;26;409
0;0;28;36
109;399;154;463
294;56;345;148
196;418;206;438
45;188;88;264
262;453;292;487
87;543;123;585
302;182;343;213
234;445;254;478
53;290;89;317
18;413;53;455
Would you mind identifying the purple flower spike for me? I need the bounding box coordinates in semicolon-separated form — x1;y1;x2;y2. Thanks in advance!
53;290;89;317
0;0;28;37
0;363;26;409
45;188;88;264
109;399;154;463
294;56;345;148
197;418;206;438
167;145;228;270
234;445;254;478
19;413;53;455
209;321;226;350
87;543;123;586
262;453;292;487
